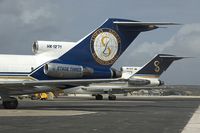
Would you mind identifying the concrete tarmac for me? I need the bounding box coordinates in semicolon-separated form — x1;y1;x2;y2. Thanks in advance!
0;96;200;133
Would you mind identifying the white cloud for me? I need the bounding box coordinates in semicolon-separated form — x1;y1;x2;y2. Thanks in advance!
18;1;53;25
130;24;200;59
0;1;53;25
20;7;51;25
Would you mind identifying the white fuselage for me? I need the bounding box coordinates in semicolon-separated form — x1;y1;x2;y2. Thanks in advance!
0;41;77;81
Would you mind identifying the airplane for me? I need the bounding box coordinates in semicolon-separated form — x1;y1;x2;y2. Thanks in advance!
64;54;186;100
0;18;178;109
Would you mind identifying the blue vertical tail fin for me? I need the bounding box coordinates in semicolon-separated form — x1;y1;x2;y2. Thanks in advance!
133;54;186;78
57;19;178;69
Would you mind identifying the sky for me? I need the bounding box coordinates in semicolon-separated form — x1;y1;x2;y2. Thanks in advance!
0;0;199;85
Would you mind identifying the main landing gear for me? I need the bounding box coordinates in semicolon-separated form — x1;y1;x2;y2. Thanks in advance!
2;97;18;109
95;94;103;100
95;94;117;100
108;95;116;100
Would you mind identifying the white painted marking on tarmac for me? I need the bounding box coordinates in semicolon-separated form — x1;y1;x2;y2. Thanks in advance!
182;105;200;133
47;101;155;103
24;100;155;104
0;110;96;117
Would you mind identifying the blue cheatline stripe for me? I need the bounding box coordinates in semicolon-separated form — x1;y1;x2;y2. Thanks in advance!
0;72;29;76
0;75;37;81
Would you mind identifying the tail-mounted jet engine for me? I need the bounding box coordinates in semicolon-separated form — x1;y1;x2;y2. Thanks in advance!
128;78;164;86
32;41;75;55
43;63;121;79
44;63;93;79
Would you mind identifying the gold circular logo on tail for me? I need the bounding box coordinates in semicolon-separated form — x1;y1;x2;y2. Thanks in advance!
154;61;160;72
90;28;121;65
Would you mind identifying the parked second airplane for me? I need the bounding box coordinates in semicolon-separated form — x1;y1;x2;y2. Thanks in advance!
0;18;178;108
64;54;186;100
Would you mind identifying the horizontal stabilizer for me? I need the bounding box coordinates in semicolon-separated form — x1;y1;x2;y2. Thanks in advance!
159;54;192;60
113;21;180;31
113;21;181;26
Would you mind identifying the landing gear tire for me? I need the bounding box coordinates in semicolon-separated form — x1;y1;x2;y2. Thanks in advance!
108;95;116;100
95;94;103;100
2;97;18;109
